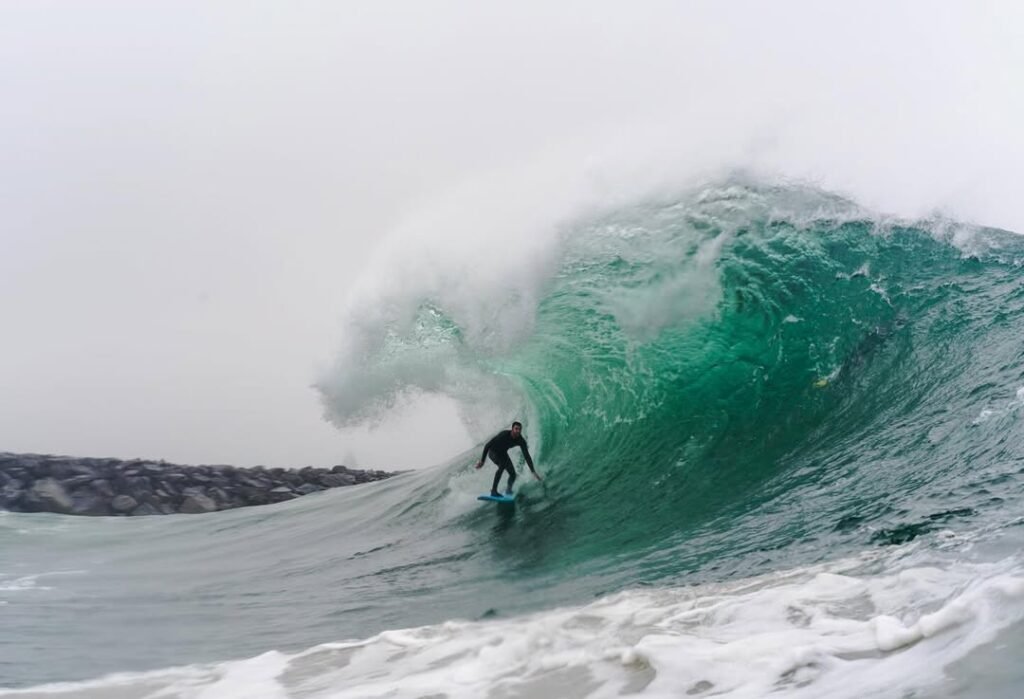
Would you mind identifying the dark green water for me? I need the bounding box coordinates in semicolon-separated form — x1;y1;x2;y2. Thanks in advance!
494;186;1024;578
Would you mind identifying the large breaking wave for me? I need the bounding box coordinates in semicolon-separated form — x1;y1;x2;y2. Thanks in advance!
317;181;1024;573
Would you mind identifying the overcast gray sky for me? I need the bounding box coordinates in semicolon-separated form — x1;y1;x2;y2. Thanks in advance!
2;2;1023;469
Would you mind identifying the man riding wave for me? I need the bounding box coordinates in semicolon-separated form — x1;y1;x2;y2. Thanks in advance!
475;421;542;496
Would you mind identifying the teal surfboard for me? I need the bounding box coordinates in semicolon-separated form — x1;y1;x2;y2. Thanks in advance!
477;494;515;504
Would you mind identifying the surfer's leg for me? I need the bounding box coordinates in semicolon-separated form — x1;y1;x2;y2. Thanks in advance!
505;463;516;493
490;453;513;496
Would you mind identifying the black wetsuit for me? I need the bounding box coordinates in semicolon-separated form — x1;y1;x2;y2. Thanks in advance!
481;429;535;495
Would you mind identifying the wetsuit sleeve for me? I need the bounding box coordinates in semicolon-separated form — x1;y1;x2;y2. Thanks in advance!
520;439;536;472
480;433;498;463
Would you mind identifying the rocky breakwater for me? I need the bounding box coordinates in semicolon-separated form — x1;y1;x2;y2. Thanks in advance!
0;452;396;516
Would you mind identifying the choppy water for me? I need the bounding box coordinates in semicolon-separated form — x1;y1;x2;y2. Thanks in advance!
4;183;1024;698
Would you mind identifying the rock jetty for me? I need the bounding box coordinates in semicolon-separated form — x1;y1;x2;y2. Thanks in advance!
0;452;396;516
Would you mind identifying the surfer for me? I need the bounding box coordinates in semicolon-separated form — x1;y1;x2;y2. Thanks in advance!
475;421;542;496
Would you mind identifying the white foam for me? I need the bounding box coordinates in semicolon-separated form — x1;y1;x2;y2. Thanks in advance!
0;570;84;594
6;553;1022;699
189;652;289;699
972;385;1024;425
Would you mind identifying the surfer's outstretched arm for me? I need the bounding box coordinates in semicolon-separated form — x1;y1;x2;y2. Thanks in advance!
520;442;542;481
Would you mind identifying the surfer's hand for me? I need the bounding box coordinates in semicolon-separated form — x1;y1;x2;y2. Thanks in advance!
534;473;543;481
474;460;483;470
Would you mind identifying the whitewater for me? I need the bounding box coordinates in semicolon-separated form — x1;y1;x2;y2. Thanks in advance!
4;181;1024;698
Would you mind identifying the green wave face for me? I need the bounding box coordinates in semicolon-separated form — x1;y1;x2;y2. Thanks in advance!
331;183;1024;578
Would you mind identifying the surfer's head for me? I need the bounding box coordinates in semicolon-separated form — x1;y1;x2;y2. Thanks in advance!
510;421;522;438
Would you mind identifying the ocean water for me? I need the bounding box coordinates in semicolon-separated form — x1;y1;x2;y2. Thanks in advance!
4;183;1024;698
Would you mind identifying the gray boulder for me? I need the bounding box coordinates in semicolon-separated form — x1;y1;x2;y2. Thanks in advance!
71;492;110;516
1;482;24;508
238;475;270;489
24;479;73;514
68;463;98;476
320;473;355;488
158;480;180;496
208;487;231;503
268;485;297;502
180;493;217;514
91;479;115;497
2;477;24;492
121;476;152;500
110;494;139;513
60;474;96;488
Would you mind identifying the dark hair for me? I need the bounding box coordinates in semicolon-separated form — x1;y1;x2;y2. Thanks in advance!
511;421;522;429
